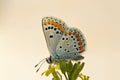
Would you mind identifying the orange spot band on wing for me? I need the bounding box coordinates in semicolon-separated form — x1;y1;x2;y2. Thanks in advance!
72;32;84;53
43;20;84;53
43;20;67;34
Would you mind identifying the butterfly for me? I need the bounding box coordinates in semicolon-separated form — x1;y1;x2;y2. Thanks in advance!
35;16;86;72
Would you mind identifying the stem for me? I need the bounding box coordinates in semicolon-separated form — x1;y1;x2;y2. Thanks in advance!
63;73;68;80
57;71;62;80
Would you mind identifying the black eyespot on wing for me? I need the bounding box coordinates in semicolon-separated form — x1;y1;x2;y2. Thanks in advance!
64;49;67;51
83;43;86;47
66;38;68;40
51;26;53;29
71;36;73;38
62;38;65;40
73;38;75;40
82;39;85;42
74;45;76;47
76;48;78;51
67;50;70;52
60;46;62;48
74;53;77;55
48;27;50;29
54;28;57;31
67;43;69;45
56;31;59;34
49;35;53;38
45;28;47;30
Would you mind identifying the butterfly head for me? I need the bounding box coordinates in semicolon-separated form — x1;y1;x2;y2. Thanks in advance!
46;56;53;64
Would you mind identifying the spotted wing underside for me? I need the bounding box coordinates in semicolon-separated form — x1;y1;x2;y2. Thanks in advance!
42;17;69;58
56;28;86;60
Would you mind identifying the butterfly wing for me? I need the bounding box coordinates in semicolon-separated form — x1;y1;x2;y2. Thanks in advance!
42;16;69;58
56;28;86;60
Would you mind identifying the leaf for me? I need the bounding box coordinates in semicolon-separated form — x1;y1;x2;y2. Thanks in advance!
41;70;51;76
69;62;85;80
66;61;73;73
78;73;84;80
59;60;67;74
51;68;61;80
41;64;53;76
55;64;60;70
66;61;73;78
78;62;85;74
41;61;89;80
68;62;77;80
79;73;89;80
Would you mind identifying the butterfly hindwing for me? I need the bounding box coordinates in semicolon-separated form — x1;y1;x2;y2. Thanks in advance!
42;17;69;58
56;28;86;60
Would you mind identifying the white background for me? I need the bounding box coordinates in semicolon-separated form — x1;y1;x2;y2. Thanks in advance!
0;0;120;80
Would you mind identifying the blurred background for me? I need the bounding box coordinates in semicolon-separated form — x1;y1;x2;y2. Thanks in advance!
0;0;120;80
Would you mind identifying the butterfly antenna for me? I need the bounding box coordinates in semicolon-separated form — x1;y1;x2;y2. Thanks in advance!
35;58;46;72
36;60;46;72
35;58;46;68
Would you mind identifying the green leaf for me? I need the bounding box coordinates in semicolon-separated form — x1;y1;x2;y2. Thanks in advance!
41;61;89;80
79;73;84;80
59;60;67;74
55;64;60;70
69;63;78;80
66;61;73;79
42;64;53;76
69;62;85;80
79;73;89;80
51;68;61;80
45;69;52;76
66;61;73;73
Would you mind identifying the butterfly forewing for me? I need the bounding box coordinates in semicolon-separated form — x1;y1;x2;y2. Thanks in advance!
42;17;69;58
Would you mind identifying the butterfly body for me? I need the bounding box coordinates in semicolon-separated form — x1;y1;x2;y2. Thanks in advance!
42;16;86;63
